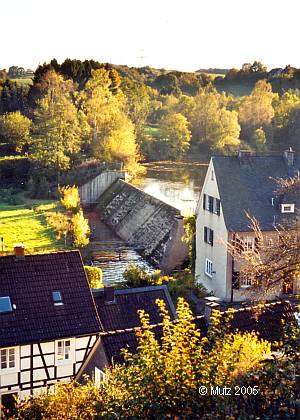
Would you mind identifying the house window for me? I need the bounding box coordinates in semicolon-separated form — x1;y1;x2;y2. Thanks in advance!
281;203;295;213
0;296;13;313
205;258;213;278
243;236;255;252
203;194;220;215
94;367;106;384
266;238;273;246
211;170;215;181
52;291;63;306
57;340;71;361
240;274;253;288
204;227;214;246
0;348;16;370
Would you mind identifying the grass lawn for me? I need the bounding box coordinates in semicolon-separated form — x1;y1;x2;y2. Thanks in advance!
144;124;162;139
0;198;65;254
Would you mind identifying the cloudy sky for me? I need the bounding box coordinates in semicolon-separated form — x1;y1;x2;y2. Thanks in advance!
1;0;299;71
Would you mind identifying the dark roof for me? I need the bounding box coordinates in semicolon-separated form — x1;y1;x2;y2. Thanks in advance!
93;285;176;332
91;285;176;365
0;251;102;347
101;324;164;365
194;300;297;343
212;153;300;231
225;300;297;342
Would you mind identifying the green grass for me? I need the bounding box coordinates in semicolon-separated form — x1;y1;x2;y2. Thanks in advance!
8;77;33;86
144;124;162;139
0;198;65;254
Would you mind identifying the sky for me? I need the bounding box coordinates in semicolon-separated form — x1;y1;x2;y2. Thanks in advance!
1;0;300;72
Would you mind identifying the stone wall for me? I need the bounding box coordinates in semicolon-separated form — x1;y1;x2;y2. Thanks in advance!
97;180;188;271
79;170;127;206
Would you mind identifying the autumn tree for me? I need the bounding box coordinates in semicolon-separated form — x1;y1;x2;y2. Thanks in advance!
80;69;140;169
59;185;80;212
30;70;82;178
159;112;191;159
238;80;276;145
0;111;31;153
191;86;241;152
71;210;90;247
122;77;150;135
84;266;103;288
229;176;300;298
16;297;298;418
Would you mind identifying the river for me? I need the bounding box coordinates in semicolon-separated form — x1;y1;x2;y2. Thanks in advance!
88;161;208;285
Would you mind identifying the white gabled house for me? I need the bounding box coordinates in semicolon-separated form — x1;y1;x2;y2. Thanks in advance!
0;248;101;411
195;149;300;302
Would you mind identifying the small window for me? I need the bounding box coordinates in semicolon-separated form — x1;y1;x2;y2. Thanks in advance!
240;274;253;288
52;291;63;306
0;297;12;313
204;227;214;246
57;340;71;361
205;258;213;278
0;348;15;370
266;238;273;246
211;170;215;181
243;236;255;252
94;367;106;384
281;204;295;213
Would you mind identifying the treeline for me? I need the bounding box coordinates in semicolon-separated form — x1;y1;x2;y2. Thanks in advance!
0;59;300;195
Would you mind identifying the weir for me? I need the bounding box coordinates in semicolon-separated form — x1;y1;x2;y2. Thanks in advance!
94;179;189;272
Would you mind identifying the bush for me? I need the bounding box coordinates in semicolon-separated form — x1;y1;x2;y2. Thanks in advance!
84;266;103;288
0;156;30;188
123;263;173;288
59;185;80;212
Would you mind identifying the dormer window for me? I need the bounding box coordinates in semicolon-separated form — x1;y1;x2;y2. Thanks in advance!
0;297;12;313
281;204;295;213
52;291;63;306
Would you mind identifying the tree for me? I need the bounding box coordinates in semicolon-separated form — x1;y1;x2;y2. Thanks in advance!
228;176;300;298
30;70;82;177
0;111;31;153
238;80;276;142
273;90;300;129
16;299;298;418
191;86;240;152
59;185;80;212
122;77;150;135
252;127;267;152
71;210;90;247
80;69;140;168
84;266;103;288
159;112;191;159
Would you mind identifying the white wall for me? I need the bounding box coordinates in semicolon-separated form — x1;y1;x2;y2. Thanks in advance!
0;334;97;400
79;171;127;205
195;159;230;299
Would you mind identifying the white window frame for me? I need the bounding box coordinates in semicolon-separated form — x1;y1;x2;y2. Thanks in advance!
281;203;295;213
0;347;19;373
205;258;213;278
240;273;253;288
55;339;74;365
94;367;106;384
243;236;255;252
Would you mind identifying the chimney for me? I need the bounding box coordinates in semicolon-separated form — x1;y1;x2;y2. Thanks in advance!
204;297;221;325
104;286;115;304
14;244;25;259
283;148;294;166
238;150;251;165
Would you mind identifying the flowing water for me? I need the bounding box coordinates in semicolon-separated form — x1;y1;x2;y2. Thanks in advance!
87;161;208;285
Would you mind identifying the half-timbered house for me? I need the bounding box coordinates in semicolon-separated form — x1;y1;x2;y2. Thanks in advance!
0;248;102;409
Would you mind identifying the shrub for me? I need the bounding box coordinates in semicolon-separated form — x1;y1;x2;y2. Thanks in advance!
59;185;80;212
71;210;90;248
84;266;103;288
